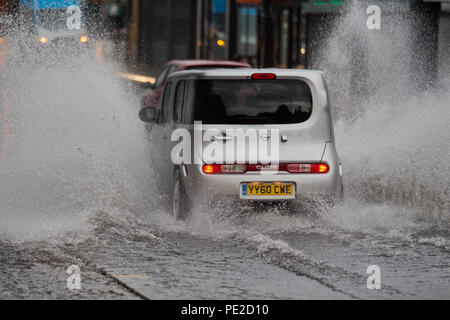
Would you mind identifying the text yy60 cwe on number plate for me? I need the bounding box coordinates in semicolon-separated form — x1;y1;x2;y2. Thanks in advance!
240;182;296;200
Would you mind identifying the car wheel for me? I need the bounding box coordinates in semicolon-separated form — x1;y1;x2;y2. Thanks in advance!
172;170;189;220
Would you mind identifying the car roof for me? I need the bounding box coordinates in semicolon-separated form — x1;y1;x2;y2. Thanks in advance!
168;59;251;69
166;68;324;81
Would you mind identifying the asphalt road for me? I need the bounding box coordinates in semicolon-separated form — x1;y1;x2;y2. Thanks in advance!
1;201;449;299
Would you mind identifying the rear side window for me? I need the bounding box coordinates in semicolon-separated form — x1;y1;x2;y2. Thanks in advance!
188;79;312;124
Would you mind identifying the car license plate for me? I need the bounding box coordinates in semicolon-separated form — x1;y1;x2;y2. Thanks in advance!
240;183;295;199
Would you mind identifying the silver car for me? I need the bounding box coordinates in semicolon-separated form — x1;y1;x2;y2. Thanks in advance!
139;68;343;219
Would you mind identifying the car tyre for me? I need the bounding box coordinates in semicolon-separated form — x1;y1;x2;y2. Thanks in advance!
172;169;189;220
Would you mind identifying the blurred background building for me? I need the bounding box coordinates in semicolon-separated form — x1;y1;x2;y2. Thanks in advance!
127;0;448;85
1;0;449;82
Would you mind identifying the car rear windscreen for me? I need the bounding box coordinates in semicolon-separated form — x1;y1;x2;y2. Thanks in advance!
190;79;312;124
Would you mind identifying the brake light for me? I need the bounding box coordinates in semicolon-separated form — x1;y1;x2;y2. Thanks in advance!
203;164;247;174
251;73;276;80
203;165;215;174
202;163;329;174
287;163;329;174
318;164;329;173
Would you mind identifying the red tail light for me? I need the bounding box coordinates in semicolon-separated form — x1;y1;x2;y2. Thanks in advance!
287;163;329;173
202;163;329;174
251;73;276;80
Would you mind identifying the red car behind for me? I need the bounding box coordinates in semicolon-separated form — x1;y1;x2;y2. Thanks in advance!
141;60;251;108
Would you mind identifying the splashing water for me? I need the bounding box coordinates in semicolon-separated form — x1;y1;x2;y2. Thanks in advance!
308;1;450;242
1;0;448;247
0;50;156;241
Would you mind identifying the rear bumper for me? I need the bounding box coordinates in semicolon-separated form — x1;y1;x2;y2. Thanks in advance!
180;141;343;202
182;164;342;202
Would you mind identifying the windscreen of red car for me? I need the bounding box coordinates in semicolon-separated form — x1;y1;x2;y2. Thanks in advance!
189;79;312;124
